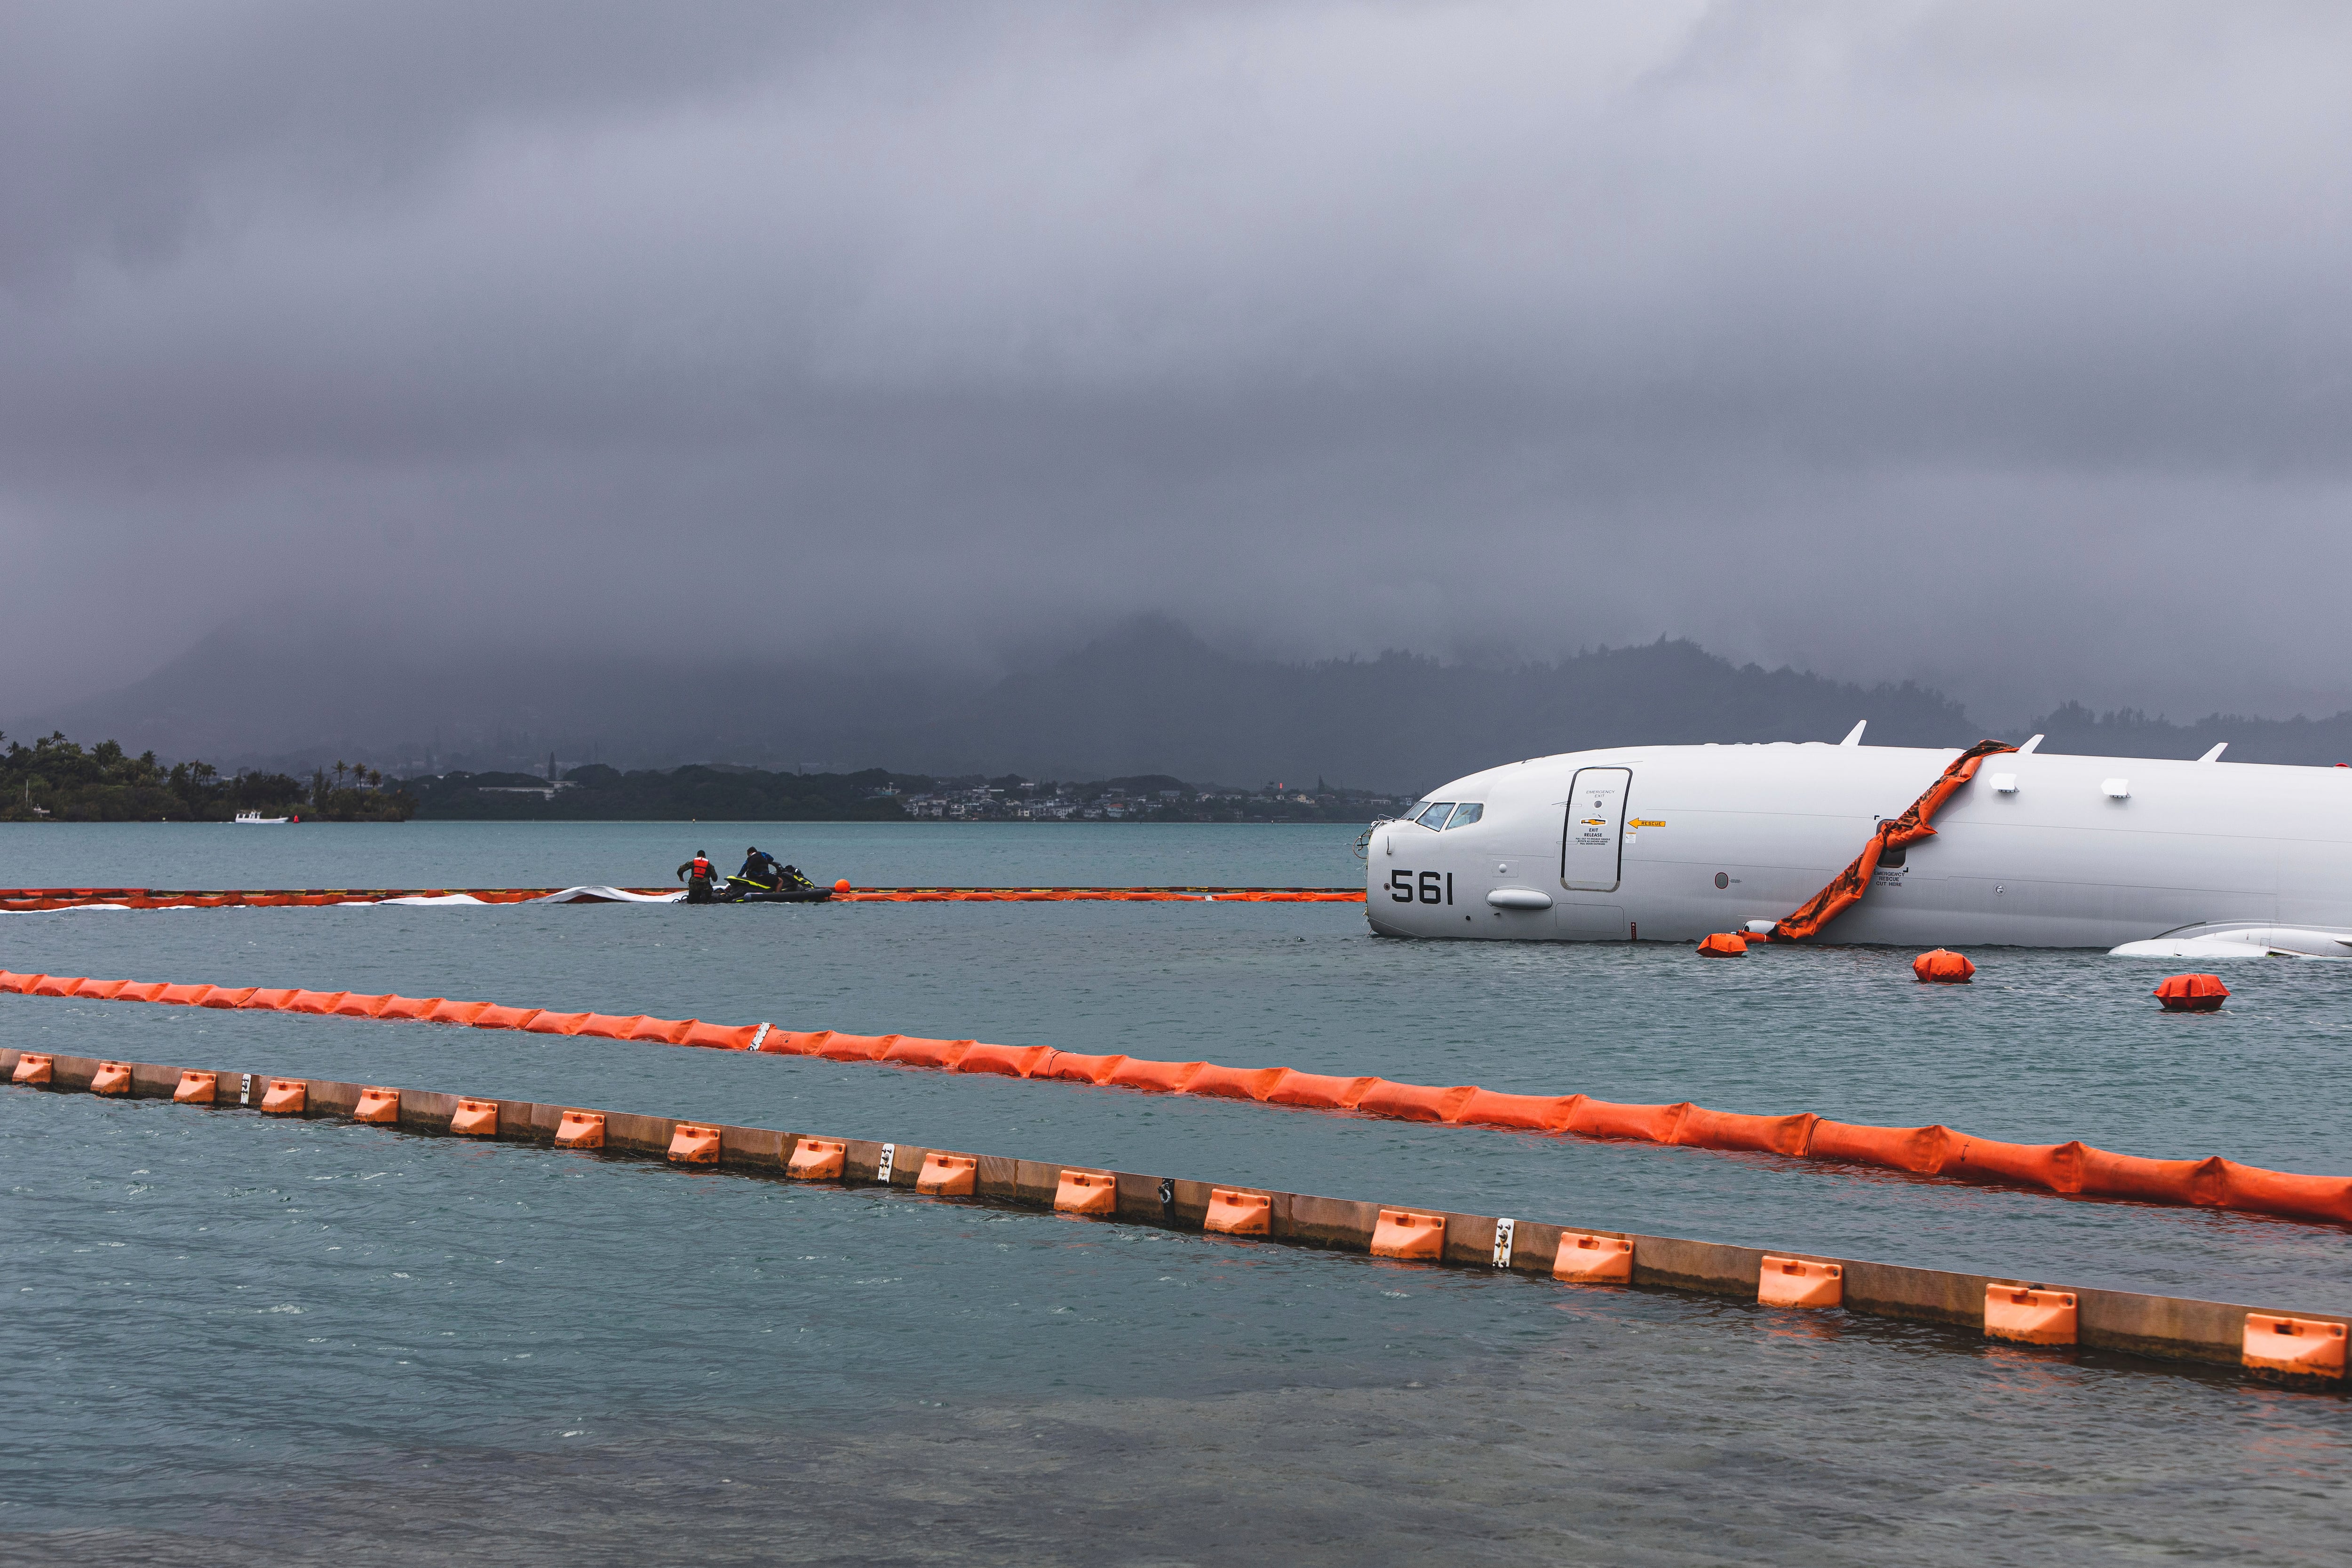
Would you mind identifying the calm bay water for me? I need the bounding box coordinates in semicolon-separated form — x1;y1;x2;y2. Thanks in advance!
4;823;2348;1563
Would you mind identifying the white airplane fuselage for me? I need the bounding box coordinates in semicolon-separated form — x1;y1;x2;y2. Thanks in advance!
1364;741;2352;949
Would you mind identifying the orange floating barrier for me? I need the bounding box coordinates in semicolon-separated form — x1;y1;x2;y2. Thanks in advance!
1564;1098;1690;1144
74;979;129;999
678;1021;758;1050
1182;1064;1285;1101
1757;1255;1843;1308
916;1152;977;1195
156;984;214;1006
1942;1135;2081;1193
1054;1169;1119;1216
624;1017;693;1044
332;994;392;1017
375;996;440;1020
424;999;490;1026
2243;1313;2347;1378
1449;1089;1581;1131
285;989;347;1013
786;1137;846;1178
32;975;86;996
524;1011;590;1035
1695;932;1748;957
1104;1058;1204;1093
2074;1146;2218;1206
2154;973;2229;1012
2209;1160;2352;1226
469;1005;542;1031
1984;1285;2078;1346
1551;1230;1634;1283
1204;1187;1272;1235
260;1078;307;1115
1263;1070;1379;1109
951;1043;1051;1078
90;1061;133;1096
239;988;299;1011
11;1052;52;1085
554;1110;605;1149
1369;1208;1446;1260
173;1070;216;1104
449;1098;497;1136
353;1086;401;1124
1913;949;1975;983
1355;1081;1478;1123
1805;1120;1951;1174
667;1122;722;1164
1674;1106;1819;1157
882;1036;973;1070
199;987;258;1009
815;1033;900;1061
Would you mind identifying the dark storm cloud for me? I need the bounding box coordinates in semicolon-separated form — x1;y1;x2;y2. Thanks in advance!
4;0;2349;725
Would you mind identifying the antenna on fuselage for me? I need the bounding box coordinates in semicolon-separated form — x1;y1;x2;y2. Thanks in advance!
2018;734;2044;754
2198;742;2228;763
1838;721;1867;747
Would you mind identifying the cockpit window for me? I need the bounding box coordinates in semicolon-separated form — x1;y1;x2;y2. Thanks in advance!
1414;801;1456;829
1444;803;1483;828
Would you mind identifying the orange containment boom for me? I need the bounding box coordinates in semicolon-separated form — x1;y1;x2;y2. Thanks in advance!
0;884;1366;913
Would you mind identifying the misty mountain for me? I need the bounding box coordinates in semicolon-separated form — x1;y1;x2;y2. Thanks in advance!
16;619;2352;794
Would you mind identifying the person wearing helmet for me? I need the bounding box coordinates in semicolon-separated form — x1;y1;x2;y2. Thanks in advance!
676;848;718;903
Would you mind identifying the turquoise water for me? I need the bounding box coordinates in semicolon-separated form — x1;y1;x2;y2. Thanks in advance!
4;823;2349;1563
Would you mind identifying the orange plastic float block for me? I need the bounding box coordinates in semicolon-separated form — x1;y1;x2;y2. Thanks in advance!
1674;1106;1819;1157
90;1061;133;1096
1984;1285;2078;1346
1551;1231;1634;1284
1355;1081;1478;1123
554;1111;605;1150
814;1033;901;1062
1104;1058;1205;1093
332;994;393;1017
468;1005;543;1031
667;1122;723;1165
1758;1256;1843;1308
1182;1064;1286;1101
1036;1051;1127;1083
786;1137;846;1179
1805;1120;1952;1174
2243;1314;2348;1379
1449;1089;1581;1131
1369;1208;1447;1260
1204;1188;1272;1235
1263;1070;1379;1110
2154;973;2229;1012
173;1070;216;1104
12;1053;54;1085
1942;1135;2082;1193
1913;949;1975;983
882;1036;973;1070
353;1086;401;1125
524;1011;590;1035
260;1079;308;1115
916;1152;978;1195
1695;932;1748;957
952;1043;1051;1078
1565;1098;1691;1144
1054;1169;1119;1216
448;1098;498;1137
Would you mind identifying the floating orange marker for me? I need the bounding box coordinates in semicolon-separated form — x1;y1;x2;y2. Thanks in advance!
11;1053;53;1085
1053;1169;1118;1216
1204;1187;1271;1235
786;1137;845;1178
1913;949;1975;983
173;1069;216;1104
554;1110;605;1149
1758;1255;1843;1308
90;1061;133;1097
1695;932;1748;957
1551;1231;1634;1283
916;1152;977;1195
353;1086;401;1124
1370;1208;1446;1260
260;1078;307;1115
667;1122;722;1164
2243;1314;2347;1378
2154;973;2229;1012
1984;1285;2078;1345
448;1098;497;1136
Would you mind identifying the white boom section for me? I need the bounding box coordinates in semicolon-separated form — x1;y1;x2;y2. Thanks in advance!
1365;741;2352;950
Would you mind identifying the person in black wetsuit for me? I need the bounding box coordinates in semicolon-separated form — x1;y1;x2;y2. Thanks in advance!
676;849;718;903
734;846;783;892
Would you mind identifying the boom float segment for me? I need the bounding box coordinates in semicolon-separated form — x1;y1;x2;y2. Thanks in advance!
6;967;2352;1229
0;885;1365;912
6;1045;2344;1388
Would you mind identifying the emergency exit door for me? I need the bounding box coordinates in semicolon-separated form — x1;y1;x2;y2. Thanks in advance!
1561;767;1632;891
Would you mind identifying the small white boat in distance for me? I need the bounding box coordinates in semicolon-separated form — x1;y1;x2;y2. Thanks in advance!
233;811;291;825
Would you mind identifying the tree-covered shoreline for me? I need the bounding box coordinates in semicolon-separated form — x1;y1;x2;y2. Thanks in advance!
0;732;414;823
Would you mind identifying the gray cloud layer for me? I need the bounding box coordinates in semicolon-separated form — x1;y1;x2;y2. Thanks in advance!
5;1;2348;726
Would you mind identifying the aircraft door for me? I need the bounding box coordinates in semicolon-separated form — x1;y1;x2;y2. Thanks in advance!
1561;767;1632;892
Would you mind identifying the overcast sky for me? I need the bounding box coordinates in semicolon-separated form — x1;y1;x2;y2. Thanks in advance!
4;0;2348;726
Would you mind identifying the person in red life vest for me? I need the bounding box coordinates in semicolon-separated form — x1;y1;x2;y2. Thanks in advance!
676;849;718;903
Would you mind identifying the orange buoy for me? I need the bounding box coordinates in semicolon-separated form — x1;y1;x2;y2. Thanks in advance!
1695;932;1748;957
1913;949;1975;983
2154;973;2228;1012
833;878;850;893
